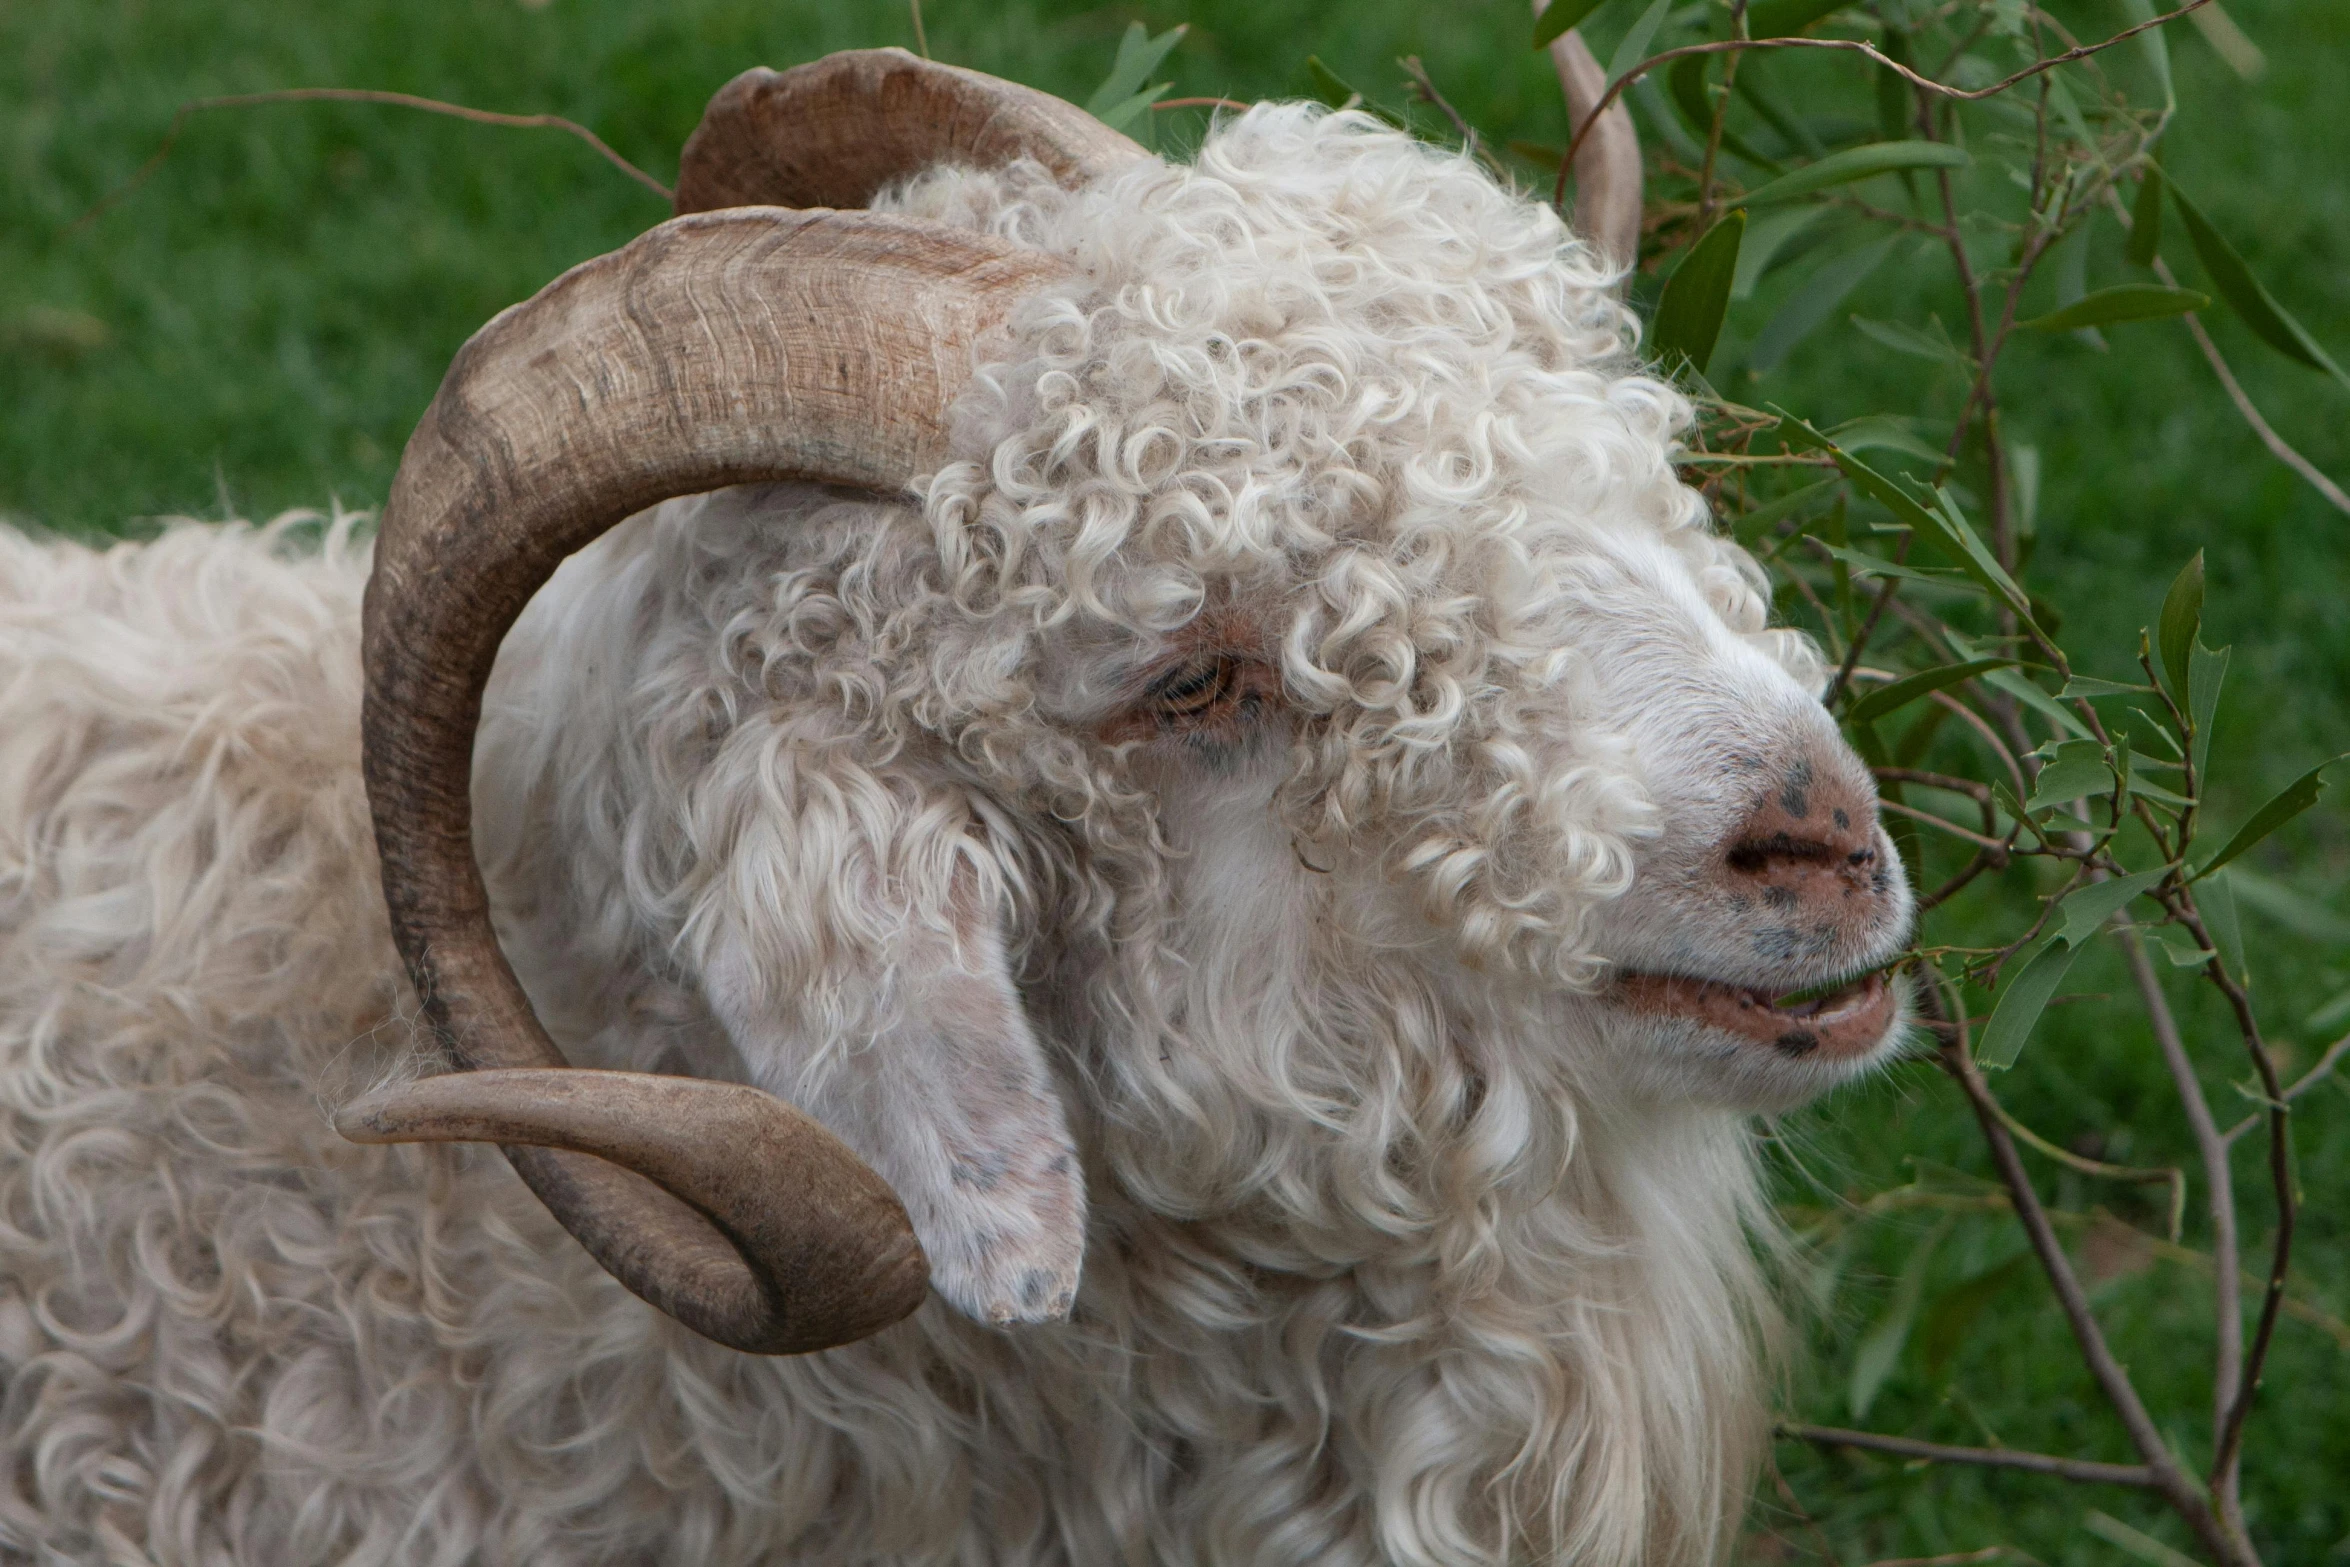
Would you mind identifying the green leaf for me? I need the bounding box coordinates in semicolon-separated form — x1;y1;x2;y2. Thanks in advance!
1828;413;1949;463
1533;0;1616;49
2042;64;2097;154
2229;867;2350;945
1774;415;1941;535
1930;486;2038;625
1087;23;1187;118
1668;51;1710;132
1652;212;1746;374
2201;868;2247;984
2026;738;2114;814
1847;658;2016;724
1850;314;1972;368
1849;1223;1945;1419
1976;935;2085;1070
2307;984;2350;1034
1809;540;1966;586
2116;0;2174;110
2194;756;2348;880
1729;476;1840;547
1306;55;1358;107
2011;441;2040;542
2059;675;2156;699
2157;550;2203;701
1947;627;2093;740
2189;640;2229;782
2128;165;2165;267
2171;184;2350;391
2058;868;2170;947
1733;60;1824;158
2018;284;2208;334
1920;1251;2032;1378
1666;59;1783;172
2087;1510;2199;1567
2154;927;2214;968
2129;771;2196;809
1875;27;1914;143
1094;84;1172;133
1729;142;1968;210
1749;235;1901;374
1605;0;1676;83
1731;204;1828;299
1748;0;1851;38
1993;779;2037;842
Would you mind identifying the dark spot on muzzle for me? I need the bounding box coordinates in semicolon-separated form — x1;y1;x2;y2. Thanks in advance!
1780;757;1815;820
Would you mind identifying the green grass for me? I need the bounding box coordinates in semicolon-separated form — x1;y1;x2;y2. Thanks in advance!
5;1;2345;1561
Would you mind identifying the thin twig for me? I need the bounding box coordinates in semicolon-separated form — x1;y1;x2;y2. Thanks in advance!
1879;799;2012;852
1153;96;1255;112
1986;1095;2186;1243
2098;186;2350;517
69;88;669;236
1562;1;2214;170
1924;983;2247;1567
2165;265;2350;517
1780;1424;2158;1488
2224;1033;2350;1144
2118;922;2243;1522
1766;1455;1850;1567
1928;690;2031;803
1399;55;1481;162
1829;535;1915;707
2173;893;2297;1512
909;0;930;60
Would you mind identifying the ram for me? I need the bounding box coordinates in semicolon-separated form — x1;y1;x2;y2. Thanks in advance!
0;45;1910;1567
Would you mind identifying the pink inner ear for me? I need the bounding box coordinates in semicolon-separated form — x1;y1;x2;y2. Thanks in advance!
700;856;1087;1328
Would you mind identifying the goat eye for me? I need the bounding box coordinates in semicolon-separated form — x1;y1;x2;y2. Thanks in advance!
1149;658;1236;719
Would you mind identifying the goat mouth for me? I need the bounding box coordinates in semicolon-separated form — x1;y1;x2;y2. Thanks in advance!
1613;969;1895;1060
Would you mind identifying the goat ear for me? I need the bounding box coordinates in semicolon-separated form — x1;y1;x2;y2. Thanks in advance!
693;778;1084;1327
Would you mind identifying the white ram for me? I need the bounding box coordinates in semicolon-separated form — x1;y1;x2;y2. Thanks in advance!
0;49;1910;1567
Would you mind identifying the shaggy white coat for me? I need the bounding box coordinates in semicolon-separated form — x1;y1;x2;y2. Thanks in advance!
0;108;1892;1565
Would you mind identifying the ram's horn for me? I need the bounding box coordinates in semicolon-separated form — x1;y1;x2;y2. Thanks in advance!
673;47;1149;216
1537;2;1645;269
359;206;1067;1354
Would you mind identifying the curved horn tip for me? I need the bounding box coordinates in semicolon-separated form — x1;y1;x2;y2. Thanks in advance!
1537;3;1646;272
674;47;1148;217
331;1088;408;1144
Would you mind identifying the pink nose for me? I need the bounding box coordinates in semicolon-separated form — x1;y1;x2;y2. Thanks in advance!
1724;754;1889;911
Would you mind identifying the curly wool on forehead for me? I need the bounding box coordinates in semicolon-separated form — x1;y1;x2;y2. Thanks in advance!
888;103;1791;670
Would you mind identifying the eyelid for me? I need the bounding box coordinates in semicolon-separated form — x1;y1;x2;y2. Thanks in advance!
1150;659;1227;705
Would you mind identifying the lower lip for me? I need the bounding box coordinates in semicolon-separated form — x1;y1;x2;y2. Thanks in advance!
1613;970;1896;1060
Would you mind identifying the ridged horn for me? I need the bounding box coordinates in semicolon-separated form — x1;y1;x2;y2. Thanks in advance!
1537;2;1646;269
674;47;1149;217
358;206;1068;1354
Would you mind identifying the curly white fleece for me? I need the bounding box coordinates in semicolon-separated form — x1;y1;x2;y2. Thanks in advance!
0;107;1818;1566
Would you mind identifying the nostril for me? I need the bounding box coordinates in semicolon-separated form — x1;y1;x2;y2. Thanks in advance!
1727;833;1842;876
1724;749;1886;887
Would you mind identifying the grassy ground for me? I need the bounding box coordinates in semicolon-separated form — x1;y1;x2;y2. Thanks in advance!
5;0;2345;1561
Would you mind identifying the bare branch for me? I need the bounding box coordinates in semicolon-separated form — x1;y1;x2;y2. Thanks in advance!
2118;922;2244;1510
2165;264;2350;517
1780;1424;2158;1488
70;88;670;236
1563;1;2215;170
1399;56;1481;160
1922;983;2249;1567
2224;1032;2350;1144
